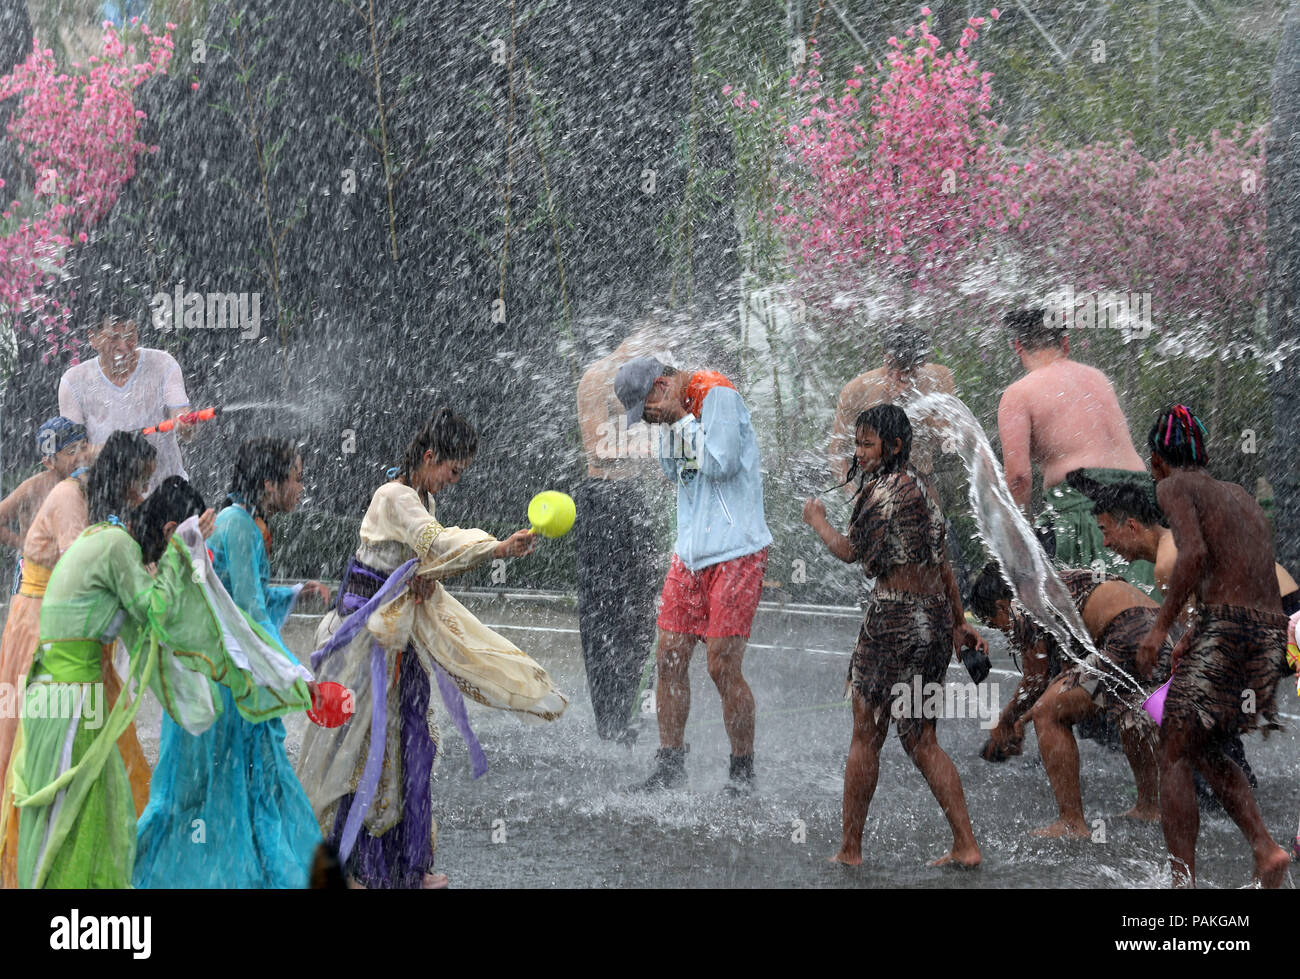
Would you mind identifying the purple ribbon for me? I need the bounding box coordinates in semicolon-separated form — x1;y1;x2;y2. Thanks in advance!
309;558;418;672
434;664;488;779
309;556;489;862
338;642;388;864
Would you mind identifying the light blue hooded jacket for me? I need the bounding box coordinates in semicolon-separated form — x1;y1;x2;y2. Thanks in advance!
658;385;772;571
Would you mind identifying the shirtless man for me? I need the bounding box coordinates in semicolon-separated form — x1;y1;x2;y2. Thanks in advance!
574;329;677;743
1088;479;1300;615
1084;478;1262;809
0;418;90;563
830;326;968;594
997;310;1154;589
1135;405;1291;888
829;325;955;490
968;564;1166;836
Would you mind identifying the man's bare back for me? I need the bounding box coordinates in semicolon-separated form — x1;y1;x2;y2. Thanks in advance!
0;469;61;552
1157;470;1282;614
998;358;1145;504
578;333;675;479
1079;579;1159;637
830;363;954;486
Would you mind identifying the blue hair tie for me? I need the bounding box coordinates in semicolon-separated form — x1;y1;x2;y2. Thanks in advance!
106;514;123;527
386;466;400;480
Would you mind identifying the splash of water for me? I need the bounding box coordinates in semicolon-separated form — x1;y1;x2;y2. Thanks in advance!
221;400;311;414
902;391;1111;672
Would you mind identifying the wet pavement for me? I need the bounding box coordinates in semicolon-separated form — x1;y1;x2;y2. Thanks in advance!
8;589;1297;888
288;590;1300;889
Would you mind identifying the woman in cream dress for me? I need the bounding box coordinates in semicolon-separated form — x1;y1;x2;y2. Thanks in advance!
296;408;567;888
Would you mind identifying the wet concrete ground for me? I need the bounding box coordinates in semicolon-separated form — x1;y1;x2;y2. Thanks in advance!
9;590;1298;888
295;591;1300;889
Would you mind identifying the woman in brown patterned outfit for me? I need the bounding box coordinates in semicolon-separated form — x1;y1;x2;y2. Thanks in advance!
804;405;987;868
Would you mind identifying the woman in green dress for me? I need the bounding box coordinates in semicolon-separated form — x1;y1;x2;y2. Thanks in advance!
13;436;314;889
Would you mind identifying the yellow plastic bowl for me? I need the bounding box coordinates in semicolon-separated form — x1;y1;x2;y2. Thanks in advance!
528;490;576;538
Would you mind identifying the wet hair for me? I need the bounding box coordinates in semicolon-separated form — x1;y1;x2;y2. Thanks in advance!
131;476;206;564
308;842;348;890
83;290;143;337
882;324;931;370
87;432;157;525
226;437;298;516
1148;404;1209;469
1004;308;1063;351
849;405;912;481
399;408;478;484
967;562;1013;622
1087;480;1165;528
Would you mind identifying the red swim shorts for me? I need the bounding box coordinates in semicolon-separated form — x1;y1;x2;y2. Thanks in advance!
656;548;769;639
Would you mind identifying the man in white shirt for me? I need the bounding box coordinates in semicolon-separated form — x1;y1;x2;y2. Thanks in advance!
58;315;195;492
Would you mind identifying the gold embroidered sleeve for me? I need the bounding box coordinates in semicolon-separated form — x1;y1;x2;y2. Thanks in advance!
413;520;443;558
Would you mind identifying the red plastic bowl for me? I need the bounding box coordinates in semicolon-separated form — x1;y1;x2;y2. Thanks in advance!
308;681;355;727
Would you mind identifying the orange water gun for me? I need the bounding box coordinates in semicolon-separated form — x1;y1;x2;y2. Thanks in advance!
141;406;220;435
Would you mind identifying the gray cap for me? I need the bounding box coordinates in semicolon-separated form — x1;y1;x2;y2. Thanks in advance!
614;356;664;428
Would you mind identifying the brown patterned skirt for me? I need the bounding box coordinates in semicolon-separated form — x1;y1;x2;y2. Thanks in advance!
1061;606;1171;735
850;588;954;740
1162;603;1290;738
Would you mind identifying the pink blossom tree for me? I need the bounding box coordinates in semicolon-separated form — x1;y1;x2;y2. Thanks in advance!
1016;126;1266;330
1015;125;1267;451
726;7;1013;313
0;20;173;363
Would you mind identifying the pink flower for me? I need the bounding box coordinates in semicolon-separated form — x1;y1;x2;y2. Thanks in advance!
722;84;732;95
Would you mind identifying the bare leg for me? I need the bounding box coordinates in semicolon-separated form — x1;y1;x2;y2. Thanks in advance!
1195;743;1289;888
1028;681;1096;838
1158;722;1201;888
1119;725;1161;821
705;635;754;756
908;725;981;867
654;629;696;748
830;692;890;865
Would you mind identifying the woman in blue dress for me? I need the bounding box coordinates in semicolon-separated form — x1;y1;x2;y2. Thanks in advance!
134;438;331;888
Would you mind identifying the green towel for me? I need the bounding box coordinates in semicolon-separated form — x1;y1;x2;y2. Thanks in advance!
1037;468;1159;597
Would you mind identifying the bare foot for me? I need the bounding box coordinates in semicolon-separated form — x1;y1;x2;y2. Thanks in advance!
1119;805;1161;823
1032;819;1090;839
929;844;981;868
828;850;862;866
1255;845;1289;889
346;877;366;889
422;872;450;889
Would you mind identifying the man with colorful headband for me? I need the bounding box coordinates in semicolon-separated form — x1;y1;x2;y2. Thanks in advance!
615;356;772;794
1136;404;1291;888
